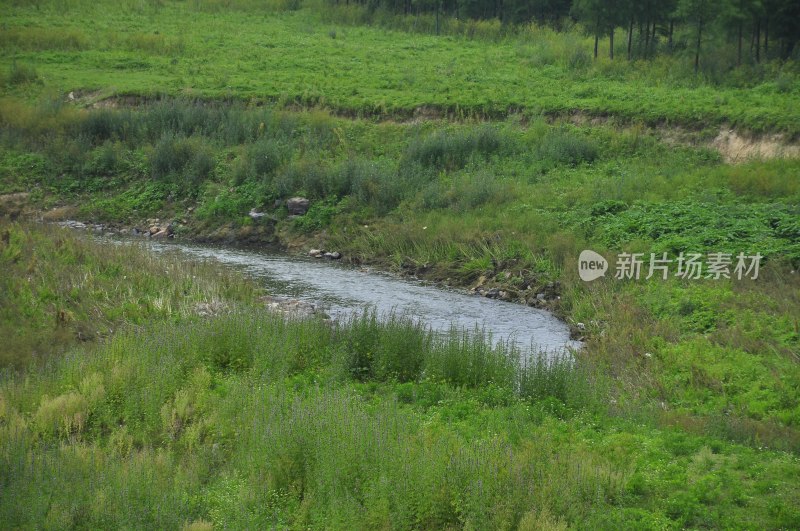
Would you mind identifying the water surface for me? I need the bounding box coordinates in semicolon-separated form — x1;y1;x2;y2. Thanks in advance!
136;238;580;355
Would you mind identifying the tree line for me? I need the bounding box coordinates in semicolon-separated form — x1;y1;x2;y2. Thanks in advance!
328;0;800;69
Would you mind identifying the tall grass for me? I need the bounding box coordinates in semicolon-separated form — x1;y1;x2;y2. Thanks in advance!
0;226;605;527
0;221;259;369
0;301;607;528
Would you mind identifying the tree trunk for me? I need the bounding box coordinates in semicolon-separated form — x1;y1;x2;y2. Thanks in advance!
755;19;761;63
610;27;614;60
651;20;657;55
644;19;651;57
668;20;674;51
637;21;644;55
695;18;703;74
737;21;743;65
627;17;634;60
436;1;440;35
594;18;599;59
764;19;768;57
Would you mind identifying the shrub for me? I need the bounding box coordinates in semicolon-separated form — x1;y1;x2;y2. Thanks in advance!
420;171;509;212
292;197;340;233
6;62;41;86
150;133;215;187
274;157;337;198
404;125;512;171
345;157;402;213
537;127;598;166
34;392;89;439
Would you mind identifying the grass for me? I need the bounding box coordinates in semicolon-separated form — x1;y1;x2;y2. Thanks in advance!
1;223;799;528
1;1;799;527
0;221;259;368
0;0;798;134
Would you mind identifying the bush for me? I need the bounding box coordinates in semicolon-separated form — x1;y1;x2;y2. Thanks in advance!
274;157;338;198
345;158;402;213
83;141;127;178
75;109;139;144
404;125;513;171
420;171;510;212
150;133;215;187
537;127;598;166
6;62;41;86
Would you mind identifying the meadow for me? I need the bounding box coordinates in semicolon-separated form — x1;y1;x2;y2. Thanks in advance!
1;0;800;528
1;0;799;134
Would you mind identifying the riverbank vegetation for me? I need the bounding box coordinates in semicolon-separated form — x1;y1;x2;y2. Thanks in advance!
1;222;799;528
1;0;800;527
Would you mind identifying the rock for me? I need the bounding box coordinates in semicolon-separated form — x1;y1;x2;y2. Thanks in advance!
323;251;341;260
499;290;517;301
260;296;322;318
149;225;161;235
60;220;86;230
287;197;310;215
484;288;501;299
309;249;324;258
249;209;266;220
536;293;546;301
195;301;227;317
151;229;169;239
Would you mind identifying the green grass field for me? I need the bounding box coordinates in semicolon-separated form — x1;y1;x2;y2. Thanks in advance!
1;222;799;529
1;0;800;528
2;0;799;133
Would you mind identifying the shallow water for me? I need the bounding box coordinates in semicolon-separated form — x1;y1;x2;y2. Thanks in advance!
127;236;580;355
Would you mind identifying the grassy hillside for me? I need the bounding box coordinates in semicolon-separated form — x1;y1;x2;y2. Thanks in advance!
1;0;799;134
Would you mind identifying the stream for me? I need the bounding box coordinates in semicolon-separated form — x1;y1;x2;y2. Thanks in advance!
129;236;582;356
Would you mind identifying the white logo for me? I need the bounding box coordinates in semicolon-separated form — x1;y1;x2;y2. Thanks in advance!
578;250;608;281
579;250;762;281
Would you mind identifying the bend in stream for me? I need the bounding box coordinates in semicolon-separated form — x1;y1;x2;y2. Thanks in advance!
102;234;581;357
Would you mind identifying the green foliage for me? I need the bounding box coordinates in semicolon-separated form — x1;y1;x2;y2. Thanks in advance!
4;4;796;132
195;180;269;221
150;133;215;188
291;196;340;232
1;221;799;528
537;126;598;166
419;170;511;212
585;199;800;263
0;3;799;526
5;62;42;86
404;125;513;171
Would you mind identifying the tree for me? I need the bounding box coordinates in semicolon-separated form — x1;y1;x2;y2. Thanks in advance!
572;0;625;59
677;0;718;73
